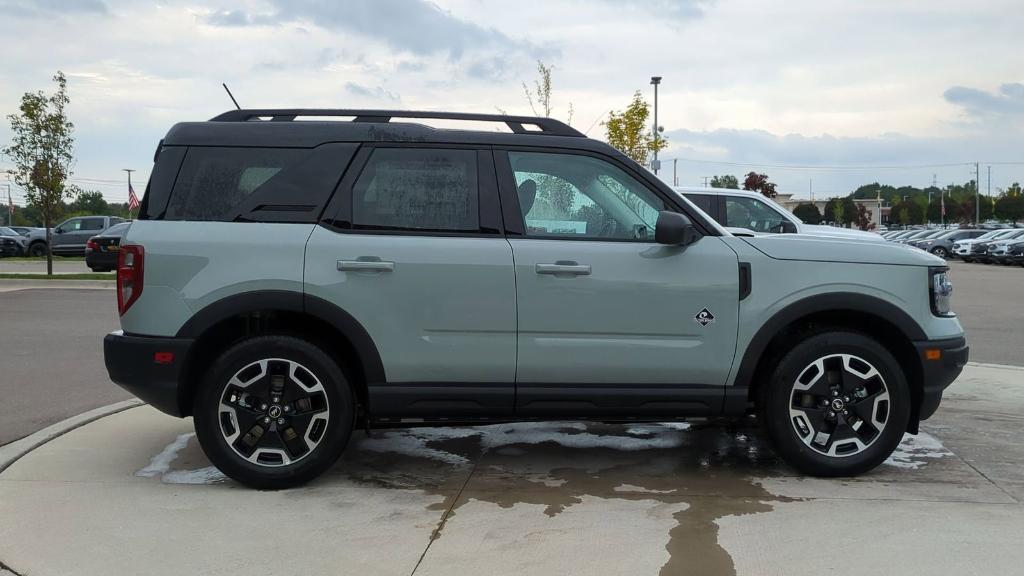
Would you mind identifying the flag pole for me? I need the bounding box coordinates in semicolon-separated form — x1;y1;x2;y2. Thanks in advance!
123;168;136;216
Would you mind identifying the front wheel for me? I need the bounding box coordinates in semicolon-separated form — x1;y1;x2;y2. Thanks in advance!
931;247;948;258
760;331;910;477
28;242;47;257
193;335;355;489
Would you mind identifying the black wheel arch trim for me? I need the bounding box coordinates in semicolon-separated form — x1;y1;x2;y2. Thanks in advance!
175;289;386;385
733;292;927;389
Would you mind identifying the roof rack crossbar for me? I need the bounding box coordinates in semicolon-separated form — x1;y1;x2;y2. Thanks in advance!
209;109;584;137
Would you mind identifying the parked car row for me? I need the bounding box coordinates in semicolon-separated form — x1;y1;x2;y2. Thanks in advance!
882;227;1024;266
0;216;129;263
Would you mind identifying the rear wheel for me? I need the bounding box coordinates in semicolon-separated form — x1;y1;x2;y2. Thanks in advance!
931;247;948;258
760;331;910;476
193;335;354;489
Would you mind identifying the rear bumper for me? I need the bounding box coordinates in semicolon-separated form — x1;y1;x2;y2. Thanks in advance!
914;336;969;421
86;250;118;270
104;331;193;417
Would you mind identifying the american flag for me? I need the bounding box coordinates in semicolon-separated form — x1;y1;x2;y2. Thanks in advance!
128;183;140;212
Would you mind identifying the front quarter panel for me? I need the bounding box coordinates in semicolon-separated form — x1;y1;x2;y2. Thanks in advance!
722;237;964;387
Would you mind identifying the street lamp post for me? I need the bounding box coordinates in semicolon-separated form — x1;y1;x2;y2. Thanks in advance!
650;76;661;176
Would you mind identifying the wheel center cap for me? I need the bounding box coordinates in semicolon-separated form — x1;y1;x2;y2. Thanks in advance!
268;405;282;419
831;398;846;412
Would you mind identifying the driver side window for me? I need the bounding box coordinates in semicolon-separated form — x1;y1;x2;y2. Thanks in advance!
724;196;788;233
508;152;665;241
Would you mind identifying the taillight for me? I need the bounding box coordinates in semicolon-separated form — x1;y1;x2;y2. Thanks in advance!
117;244;145;316
86;240;98;252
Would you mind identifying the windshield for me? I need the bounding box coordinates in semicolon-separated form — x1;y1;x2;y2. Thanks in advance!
0;227;18;236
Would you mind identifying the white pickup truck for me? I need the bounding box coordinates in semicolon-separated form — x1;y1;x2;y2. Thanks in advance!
675;186;883;242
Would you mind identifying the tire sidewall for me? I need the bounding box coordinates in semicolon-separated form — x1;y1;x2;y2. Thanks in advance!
193;336;354;489
762;331;910;476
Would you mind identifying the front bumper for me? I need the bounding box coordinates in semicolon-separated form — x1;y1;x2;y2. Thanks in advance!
104;331;194;416
913;336;969;421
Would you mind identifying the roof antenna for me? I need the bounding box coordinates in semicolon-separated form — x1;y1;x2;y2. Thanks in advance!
222;83;241;110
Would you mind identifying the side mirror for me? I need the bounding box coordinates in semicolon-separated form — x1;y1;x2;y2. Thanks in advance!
780;220;798;234
54;228;64;234
655;211;700;246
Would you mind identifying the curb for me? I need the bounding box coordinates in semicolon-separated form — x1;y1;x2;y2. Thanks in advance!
0;279;115;292
0;399;143;475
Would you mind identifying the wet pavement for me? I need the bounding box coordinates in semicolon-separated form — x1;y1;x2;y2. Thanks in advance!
1;363;1021;576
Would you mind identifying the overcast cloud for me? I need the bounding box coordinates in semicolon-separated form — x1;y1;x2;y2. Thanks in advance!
1;0;1022;203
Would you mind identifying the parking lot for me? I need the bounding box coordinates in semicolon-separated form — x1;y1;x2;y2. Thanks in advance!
0;259;1022;576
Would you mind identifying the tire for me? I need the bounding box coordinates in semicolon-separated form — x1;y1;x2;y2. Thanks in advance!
28;242;47;257
193;335;355;489
961;257;973;263
760;331;910;477
930;247;948;259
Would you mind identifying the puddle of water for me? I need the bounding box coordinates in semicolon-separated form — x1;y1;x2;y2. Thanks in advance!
884;432;953;469
136;420;955;574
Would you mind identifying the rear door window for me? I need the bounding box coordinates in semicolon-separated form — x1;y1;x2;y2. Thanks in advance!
351;148;481;233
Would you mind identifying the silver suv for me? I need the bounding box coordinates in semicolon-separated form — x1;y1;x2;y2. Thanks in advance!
104;109;968;488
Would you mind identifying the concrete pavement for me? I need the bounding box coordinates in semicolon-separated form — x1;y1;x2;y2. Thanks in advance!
1;363;1021;576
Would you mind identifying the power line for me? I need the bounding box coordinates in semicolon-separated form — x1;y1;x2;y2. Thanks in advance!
662;157;986;172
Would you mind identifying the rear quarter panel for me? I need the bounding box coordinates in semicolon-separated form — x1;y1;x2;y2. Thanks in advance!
119;221;314;336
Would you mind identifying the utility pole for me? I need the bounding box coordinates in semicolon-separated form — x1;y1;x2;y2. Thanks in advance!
976;162;981;225
650;76;662;176
703;176;710;187
673;159;678;186
809;178;813;203
4;184;11;227
987;165;992;219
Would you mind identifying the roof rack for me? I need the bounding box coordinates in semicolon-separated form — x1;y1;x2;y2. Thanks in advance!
209;109;585;137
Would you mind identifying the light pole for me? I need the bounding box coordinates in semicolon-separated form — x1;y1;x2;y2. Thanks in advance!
650;76;662;175
123;169;135;215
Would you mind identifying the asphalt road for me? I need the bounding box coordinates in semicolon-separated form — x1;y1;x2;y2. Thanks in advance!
0;259;1019;446
0;289;129;445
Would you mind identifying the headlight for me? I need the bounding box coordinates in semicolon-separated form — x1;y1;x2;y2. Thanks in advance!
930;268;953;317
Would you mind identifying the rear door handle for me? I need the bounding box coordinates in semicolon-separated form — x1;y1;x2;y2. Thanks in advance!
337;258;395;272
535;261;591;276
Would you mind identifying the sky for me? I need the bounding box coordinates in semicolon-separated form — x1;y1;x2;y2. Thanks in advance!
1;0;1022;205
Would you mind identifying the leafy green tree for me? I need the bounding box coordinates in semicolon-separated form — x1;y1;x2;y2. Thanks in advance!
995;187;1024;223
793;203;821;224
742;172;777;198
604;91;667;167
69;190;109;214
710;175;739;189
3;72;78;274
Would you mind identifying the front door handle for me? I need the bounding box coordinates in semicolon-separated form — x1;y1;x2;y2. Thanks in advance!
337;258;395;272
536;261;591;276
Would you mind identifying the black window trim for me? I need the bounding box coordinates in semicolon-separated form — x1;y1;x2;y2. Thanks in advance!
494;146;717;243
319;143;504;238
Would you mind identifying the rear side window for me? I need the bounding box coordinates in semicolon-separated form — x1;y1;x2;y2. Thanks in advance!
351;148;479;233
163;144;356;223
81;217;106;231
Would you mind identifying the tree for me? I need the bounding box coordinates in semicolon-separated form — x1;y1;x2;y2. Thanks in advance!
69;190;108;215
839;197;857;227
994;185;1024;223
853;203;872;230
831;198;846;226
604;91;668;167
3;71;78;275
742;172;777;198
793;203;821;224
823;198;837;224
710;175;739;189
503;60;574;125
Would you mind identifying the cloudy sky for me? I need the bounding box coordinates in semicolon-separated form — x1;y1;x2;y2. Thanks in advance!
1;0;1022;204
